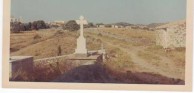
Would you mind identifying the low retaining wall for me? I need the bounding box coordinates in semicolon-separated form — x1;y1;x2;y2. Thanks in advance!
9;56;34;80
34;55;69;67
10;54;103;81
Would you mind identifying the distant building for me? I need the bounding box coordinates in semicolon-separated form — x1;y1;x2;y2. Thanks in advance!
50;21;66;28
50;21;65;25
111;25;118;28
111;25;124;28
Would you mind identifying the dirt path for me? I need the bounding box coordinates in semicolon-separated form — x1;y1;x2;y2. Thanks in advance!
106;42;184;79
86;29;184;80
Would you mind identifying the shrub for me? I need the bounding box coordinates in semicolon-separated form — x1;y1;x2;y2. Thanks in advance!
63;20;80;31
57;45;62;56
34;34;41;39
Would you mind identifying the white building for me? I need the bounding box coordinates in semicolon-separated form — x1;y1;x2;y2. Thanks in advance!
97;25;105;28
111;25;124;28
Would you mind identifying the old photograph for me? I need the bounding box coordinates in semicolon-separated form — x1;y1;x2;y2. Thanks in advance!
9;0;187;85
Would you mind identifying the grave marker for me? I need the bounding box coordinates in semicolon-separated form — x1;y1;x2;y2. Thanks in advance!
75;16;88;55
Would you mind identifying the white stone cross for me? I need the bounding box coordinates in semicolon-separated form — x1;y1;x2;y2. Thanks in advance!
76;16;88;37
75;16;88;55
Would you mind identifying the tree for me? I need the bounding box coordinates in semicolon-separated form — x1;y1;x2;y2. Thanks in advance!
32;21;38;30
36;20;46;29
10;20;50;32
19;23;25;31
26;22;32;31
11;22;22;33
31;20;47;30
84;22;94;28
63;20;80;31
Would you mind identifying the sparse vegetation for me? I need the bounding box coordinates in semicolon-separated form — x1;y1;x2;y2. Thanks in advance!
10;27;185;81
105;47;134;71
138;51;161;66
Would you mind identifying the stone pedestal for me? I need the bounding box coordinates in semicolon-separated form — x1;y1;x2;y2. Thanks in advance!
75;36;87;54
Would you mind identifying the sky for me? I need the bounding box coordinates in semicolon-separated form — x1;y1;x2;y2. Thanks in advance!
11;0;186;24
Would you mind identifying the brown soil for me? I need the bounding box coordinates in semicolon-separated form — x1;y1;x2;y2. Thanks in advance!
53;64;184;85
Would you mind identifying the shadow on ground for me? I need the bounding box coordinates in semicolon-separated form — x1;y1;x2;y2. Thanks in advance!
10;61;184;85
52;64;184;85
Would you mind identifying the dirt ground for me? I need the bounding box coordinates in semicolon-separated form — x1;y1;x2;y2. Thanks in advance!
10;28;185;83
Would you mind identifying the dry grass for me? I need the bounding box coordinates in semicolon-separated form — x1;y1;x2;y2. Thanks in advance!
11;30;77;59
11;29;103;59
137;45;185;80
85;35;101;50
98;28;155;42
145;45;185;68
10;27;185;80
85;30;134;72
104;47;134;72
87;28;155;47
138;51;161;66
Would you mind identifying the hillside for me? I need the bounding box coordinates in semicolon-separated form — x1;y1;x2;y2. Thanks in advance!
112;22;133;26
147;23;166;28
156;20;186;29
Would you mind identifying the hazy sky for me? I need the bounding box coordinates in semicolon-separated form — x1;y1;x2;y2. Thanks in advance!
11;0;186;24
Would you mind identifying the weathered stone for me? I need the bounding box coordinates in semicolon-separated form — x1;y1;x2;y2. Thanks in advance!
75;16;88;55
156;26;186;49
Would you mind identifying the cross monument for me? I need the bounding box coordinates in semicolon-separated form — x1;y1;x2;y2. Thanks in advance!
75;16;88;55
